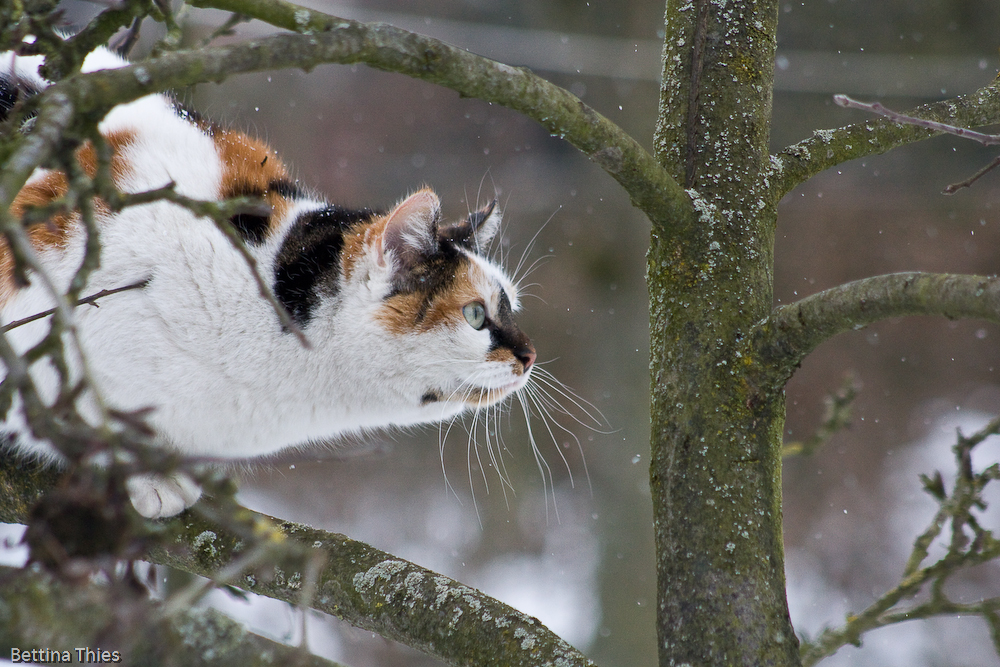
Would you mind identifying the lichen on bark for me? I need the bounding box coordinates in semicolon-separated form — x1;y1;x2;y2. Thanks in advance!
648;1;799;665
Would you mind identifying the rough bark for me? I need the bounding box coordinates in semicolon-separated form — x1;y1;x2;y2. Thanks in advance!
649;1;798;665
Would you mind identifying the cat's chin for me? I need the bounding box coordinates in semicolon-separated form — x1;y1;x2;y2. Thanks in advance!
464;376;531;407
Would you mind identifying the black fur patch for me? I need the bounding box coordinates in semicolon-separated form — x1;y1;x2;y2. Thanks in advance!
225;179;304;245
487;289;533;362
273;205;376;328
229;212;271;245
0;75;39;127
420;390;442;405
437;200;496;251
269;178;302;199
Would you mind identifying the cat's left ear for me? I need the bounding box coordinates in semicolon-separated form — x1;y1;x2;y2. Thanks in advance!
437;199;501;252
378;189;441;269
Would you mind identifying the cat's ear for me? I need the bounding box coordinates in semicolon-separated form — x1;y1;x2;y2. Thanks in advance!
437;199;501;252
378;189;441;269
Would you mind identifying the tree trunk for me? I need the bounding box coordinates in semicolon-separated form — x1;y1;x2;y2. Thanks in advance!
648;1;799;665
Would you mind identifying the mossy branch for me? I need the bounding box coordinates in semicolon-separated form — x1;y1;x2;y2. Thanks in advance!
751;272;1000;388
0;452;596;667
0;564;346;667
0;0;691;236
768;82;1000;200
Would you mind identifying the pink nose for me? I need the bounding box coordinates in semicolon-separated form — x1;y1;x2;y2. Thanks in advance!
516;346;536;372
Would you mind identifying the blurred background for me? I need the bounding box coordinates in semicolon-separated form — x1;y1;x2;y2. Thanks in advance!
4;1;1000;665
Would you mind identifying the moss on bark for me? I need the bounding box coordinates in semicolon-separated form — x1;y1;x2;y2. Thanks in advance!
648;1;799;665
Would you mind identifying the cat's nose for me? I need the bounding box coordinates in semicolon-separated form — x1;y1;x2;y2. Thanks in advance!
515;345;536;373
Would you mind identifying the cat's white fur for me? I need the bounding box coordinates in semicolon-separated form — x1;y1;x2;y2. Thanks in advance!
1;49;532;518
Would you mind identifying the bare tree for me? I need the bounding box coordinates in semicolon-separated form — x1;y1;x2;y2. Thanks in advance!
2;1;1000;666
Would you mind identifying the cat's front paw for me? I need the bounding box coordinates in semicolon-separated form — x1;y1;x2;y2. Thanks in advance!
127;472;202;518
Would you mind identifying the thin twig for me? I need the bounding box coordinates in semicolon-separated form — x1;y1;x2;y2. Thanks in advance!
799;415;1000;666
943;154;1000;194
782;373;859;457
834;94;1000;194
834;95;1000;146
1;279;150;333
104;183;311;347
119;186;311;348
769;83;1000;199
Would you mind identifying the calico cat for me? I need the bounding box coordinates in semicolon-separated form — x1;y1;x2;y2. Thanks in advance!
0;48;536;518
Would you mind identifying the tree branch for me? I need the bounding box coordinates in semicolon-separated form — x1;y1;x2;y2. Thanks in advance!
751;272;1000;387
0;564;346;667
782;373;859;457
833;94;1000;194
1;0;691;236
768;82;1000;199
799;415;1000;666
0;452;596;667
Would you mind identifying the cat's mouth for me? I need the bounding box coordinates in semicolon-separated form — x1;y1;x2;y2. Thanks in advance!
465;376;531;406
422;375;530;408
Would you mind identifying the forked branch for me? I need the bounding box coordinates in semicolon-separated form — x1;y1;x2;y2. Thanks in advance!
799;415;1000;665
768;82;1000;199
834;94;1000;194
1;279;149;333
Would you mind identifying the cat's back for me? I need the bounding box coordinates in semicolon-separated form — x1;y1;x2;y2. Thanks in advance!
0;48;308;300
0;48;320;456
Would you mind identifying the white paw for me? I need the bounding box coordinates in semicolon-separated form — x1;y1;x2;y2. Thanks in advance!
127;472;202;518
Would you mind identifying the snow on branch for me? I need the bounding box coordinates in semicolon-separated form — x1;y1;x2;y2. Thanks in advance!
834;94;1000;193
767;81;1000;200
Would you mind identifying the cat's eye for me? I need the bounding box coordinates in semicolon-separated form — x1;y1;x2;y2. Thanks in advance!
462;302;487;330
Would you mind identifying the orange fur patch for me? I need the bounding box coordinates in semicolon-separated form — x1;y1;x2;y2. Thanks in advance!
486;347;517;368
376;258;484;335
0;130;136;306
341;216;385;281
213;129;292;235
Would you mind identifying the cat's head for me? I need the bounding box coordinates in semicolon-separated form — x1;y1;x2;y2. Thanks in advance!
350;189;535;415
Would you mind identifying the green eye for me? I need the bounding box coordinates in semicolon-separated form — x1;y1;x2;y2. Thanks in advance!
462;302;487;330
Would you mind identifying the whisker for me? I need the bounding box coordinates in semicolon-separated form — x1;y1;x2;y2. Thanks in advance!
492;404;516;487
522;384;577;490
512;205;560;282
466;397;488;527
475;169;492;213
524;382;594;496
514;254;553;289
516;391;560;524
438;372;487;504
484;402;515;509
439;412;464;503
529;366;609;429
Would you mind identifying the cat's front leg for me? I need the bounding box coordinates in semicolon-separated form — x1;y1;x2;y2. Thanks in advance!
126;472;202;518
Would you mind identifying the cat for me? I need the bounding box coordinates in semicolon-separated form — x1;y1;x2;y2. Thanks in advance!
0;47;537;518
